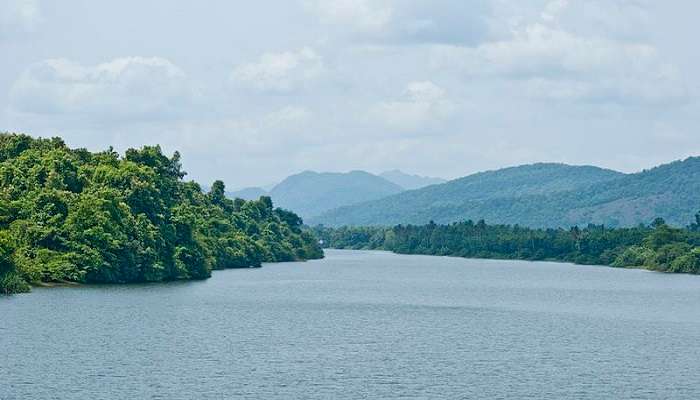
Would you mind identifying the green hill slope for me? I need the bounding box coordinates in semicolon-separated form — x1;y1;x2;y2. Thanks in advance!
310;160;700;228
269;170;404;219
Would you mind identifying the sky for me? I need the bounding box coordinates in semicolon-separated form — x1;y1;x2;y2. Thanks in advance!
2;0;700;188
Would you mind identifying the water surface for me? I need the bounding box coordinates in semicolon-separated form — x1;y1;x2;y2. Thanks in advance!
3;250;700;399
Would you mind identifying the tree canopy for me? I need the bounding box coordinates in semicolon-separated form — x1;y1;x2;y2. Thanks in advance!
0;133;323;294
315;216;700;274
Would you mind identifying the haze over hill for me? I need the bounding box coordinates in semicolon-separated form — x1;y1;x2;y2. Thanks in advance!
310;159;700;228
251;170;403;220
225;169;443;219
228;187;269;201
379;170;446;190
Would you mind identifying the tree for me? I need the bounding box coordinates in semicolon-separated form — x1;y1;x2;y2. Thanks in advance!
209;180;227;206
689;211;700;232
0;133;324;295
315;217;698;275
651;217;667;228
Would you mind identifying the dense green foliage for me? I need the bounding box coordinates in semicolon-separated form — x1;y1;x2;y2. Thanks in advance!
311;160;700;228
267;170;404;219
315;215;700;274
0;133;322;294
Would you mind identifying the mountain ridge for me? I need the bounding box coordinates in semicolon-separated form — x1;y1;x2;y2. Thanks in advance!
224;169;444;219
310;159;700;228
264;170;403;219
379;170;446;190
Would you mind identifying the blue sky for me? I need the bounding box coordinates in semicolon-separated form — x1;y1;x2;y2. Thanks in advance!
2;0;699;188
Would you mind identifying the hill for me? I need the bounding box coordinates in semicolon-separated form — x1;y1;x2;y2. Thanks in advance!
309;161;700;228
269;170;404;219
379;170;446;190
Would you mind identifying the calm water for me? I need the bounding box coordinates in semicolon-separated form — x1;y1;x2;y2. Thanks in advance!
3;250;700;399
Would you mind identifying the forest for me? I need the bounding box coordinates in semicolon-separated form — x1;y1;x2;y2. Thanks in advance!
0;133;323;295
314;215;700;274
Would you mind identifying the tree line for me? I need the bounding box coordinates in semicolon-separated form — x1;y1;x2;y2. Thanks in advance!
314;215;700;274
0;133;323;294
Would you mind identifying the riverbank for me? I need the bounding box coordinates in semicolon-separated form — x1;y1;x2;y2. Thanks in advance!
314;221;700;275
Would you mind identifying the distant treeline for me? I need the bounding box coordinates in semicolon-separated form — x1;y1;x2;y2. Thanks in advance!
0;134;323;295
314;216;700;274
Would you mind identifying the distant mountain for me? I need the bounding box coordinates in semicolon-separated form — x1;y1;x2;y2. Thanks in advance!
269;170;404;219
228;187;269;201
309;161;700;228
379;170;446;190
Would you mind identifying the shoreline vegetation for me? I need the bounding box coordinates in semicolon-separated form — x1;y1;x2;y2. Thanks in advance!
3;133;699;295
0;133;323;295
314;216;700;274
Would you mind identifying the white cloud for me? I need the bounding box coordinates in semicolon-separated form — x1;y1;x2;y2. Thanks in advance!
303;0;492;45
263;105;313;127
230;47;325;93
491;0;651;40
0;0;42;38
522;69;687;106
372;81;455;131
146;105;324;185
2;0;698;187
540;0;568;22
9;57;195;121
430;5;688;106
303;0;393;33
541;0;651;41
439;24;659;77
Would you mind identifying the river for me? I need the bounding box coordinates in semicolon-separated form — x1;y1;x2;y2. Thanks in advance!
3;250;700;399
